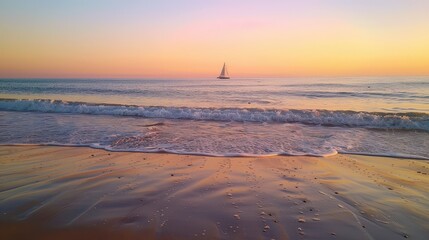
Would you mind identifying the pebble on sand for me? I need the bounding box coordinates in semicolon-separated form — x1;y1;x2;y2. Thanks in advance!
233;214;240;220
298;218;306;223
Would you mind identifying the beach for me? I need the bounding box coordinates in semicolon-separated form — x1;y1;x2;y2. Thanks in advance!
2;1;429;239
1;146;427;240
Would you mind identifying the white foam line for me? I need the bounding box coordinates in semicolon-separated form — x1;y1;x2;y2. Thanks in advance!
1;98;428;131
0;143;333;157
1;143;427;160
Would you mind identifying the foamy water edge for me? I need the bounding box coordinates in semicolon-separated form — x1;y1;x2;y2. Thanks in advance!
1;143;428;160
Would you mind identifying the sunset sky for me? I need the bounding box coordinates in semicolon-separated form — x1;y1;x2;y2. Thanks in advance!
1;0;429;78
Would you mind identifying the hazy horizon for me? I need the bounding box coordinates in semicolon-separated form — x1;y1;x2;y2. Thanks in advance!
1;74;429;81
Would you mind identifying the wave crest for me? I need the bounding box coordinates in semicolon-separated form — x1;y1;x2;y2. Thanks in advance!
0;98;428;131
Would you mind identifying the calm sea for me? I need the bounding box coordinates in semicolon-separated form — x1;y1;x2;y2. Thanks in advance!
0;77;428;158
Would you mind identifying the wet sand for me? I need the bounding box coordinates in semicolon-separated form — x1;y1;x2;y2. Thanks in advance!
0;146;428;240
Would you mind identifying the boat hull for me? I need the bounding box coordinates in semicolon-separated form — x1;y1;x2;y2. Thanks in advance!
217;76;230;79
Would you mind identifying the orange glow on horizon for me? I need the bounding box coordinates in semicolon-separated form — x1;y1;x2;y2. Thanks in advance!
1;1;429;78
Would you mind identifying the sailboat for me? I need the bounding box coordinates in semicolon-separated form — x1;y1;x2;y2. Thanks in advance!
217;63;230;79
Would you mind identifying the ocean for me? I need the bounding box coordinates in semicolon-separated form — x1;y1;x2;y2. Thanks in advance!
0;77;428;159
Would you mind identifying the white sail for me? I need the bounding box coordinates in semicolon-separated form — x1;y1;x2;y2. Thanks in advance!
220;64;226;76
218;63;230;79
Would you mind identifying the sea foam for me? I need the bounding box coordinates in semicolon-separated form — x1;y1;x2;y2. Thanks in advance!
1;98;428;131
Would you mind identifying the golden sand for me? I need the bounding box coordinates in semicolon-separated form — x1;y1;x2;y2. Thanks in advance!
0;146;428;239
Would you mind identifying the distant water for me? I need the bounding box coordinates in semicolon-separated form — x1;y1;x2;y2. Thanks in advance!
0;77;428;159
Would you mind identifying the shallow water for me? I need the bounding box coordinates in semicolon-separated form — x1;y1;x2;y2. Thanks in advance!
0;77;428;158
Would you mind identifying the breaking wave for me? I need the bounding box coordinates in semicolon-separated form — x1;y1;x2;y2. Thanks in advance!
1;98;428;131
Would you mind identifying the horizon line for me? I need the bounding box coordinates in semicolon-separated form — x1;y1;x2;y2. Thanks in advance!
1;74;429;81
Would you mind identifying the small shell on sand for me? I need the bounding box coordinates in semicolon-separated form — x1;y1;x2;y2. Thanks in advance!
263;225;270;232
298;227;305;235
233;214;240;220
298;218;306;223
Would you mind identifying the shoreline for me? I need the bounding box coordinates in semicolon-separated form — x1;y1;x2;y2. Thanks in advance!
0;146;428;239
0;143;427;160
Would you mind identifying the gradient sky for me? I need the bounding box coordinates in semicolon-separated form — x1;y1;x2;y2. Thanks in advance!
1;0;429;78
